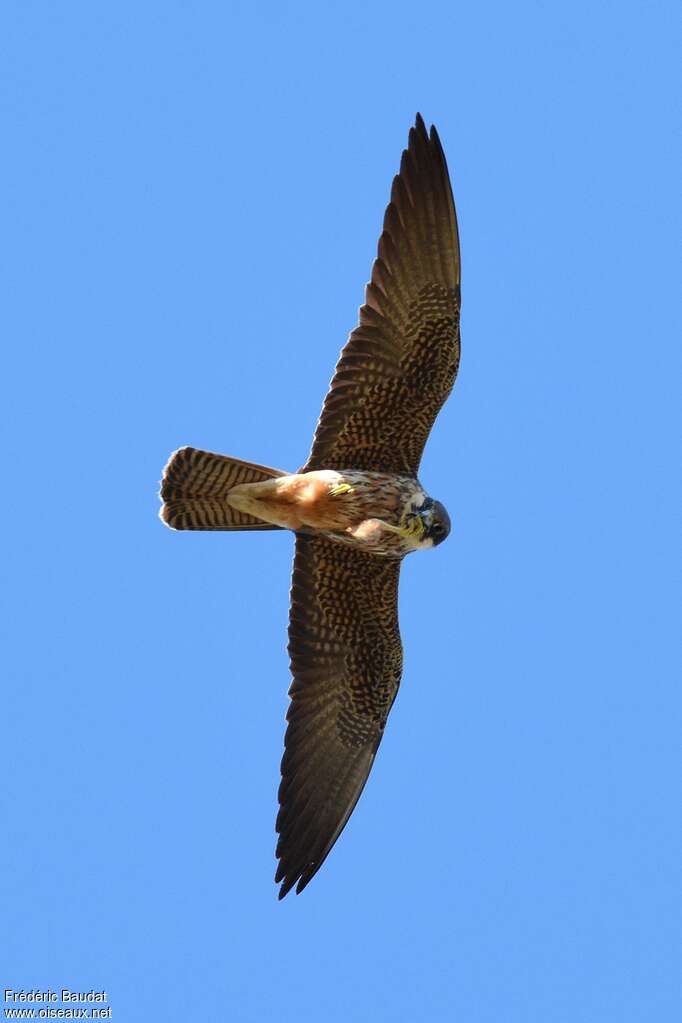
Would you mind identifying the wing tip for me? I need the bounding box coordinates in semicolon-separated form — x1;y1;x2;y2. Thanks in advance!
275;860;309;900
414;111;429;144
409;112;449;173
277;877;295;900
275;863;319;900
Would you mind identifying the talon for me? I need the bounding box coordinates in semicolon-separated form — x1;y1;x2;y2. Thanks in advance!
329;483;354;497
398;512;424;539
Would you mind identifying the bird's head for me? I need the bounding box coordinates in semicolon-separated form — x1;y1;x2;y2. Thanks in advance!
418;497;451;548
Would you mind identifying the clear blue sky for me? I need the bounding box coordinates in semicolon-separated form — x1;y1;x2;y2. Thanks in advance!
2;2;680;1021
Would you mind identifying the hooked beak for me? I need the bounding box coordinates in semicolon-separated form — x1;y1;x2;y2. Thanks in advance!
418;498;435;529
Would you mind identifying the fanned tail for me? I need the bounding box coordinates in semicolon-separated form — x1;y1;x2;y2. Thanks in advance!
159;446;286;531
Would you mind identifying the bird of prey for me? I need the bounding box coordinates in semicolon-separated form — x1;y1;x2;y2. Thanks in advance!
159;114;461;898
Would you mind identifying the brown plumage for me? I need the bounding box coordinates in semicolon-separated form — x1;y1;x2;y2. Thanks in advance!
277;537;402;897
160;447;285;531
305;114;460;475
159;114;461;897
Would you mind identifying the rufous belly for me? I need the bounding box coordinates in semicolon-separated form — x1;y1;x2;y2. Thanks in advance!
226;471;364;531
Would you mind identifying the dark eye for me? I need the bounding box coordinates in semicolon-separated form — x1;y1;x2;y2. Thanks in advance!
432;523;444;537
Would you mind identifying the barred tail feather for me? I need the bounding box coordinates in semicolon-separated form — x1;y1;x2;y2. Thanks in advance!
159;446;286;531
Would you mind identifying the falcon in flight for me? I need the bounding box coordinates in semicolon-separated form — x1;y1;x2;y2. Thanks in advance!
159;114;461;898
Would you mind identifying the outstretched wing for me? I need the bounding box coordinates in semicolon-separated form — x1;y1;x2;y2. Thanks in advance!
276;535;403;898
304;114;461;476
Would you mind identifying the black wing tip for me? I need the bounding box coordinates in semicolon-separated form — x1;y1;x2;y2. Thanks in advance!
277;877;295;900
408;113;447;162
409;112;459;274
413;111;437;139
275;864;318;900
275;860;314;900
403;113;449;192
410;112;447;162
414;112;431;143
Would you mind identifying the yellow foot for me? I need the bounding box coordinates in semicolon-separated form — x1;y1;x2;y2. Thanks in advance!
329;483;355;497
399;511;425;539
